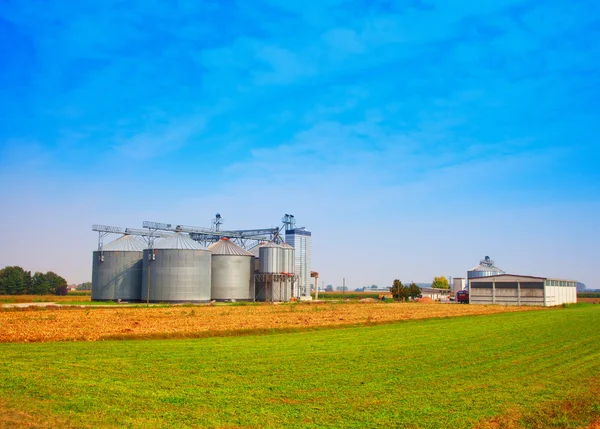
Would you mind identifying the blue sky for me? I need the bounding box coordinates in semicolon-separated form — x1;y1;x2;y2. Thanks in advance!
1;0;599;288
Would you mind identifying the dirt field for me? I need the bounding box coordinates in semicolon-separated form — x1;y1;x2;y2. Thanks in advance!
0;302;542;343
579;298;600;304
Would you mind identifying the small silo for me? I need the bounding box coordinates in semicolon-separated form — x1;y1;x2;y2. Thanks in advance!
280;242;296;299
256;241;291;302
92;235;144;301
207;238;255;301
280;242;295;274
248;242;264;273
141;233;212;303
259;241;282;274
468;256;505;281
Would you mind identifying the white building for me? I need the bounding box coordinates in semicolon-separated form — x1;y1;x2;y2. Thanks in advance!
420;287;452;301
285;228;311;298
469;274;577;306
453;277;466;294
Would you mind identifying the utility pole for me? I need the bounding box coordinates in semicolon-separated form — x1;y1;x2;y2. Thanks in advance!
343;277;345;299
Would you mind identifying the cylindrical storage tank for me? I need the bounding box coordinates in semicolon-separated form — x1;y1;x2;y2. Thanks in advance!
141;233;212;303
92;235;144;301
280;242;295;274
207;238;255;301
452;278;466;293
467;256;505;280
249;242;263;272
259;241;282;274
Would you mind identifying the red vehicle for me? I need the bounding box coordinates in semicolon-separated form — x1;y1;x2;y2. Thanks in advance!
456;290;469;304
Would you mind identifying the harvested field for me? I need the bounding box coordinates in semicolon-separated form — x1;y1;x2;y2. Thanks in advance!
0;302;542;343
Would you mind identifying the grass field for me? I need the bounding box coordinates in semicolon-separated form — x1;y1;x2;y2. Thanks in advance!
312;292;382;300
0;304;598;428
579;292;600;298
0;294;91;304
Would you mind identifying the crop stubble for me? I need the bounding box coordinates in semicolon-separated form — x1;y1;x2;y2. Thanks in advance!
0;302;541;343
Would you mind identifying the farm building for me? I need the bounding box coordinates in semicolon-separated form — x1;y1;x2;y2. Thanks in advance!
420;287;452;301
469;274;577;306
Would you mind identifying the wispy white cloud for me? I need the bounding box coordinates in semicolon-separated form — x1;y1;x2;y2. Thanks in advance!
112;118;206;160
1;0;599;288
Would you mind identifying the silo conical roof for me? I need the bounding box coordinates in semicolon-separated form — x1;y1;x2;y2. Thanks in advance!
102;235;145;252
248;242;266;257
280;242;294;249
153;233;204;250
207;238;253;256
470;256;504;273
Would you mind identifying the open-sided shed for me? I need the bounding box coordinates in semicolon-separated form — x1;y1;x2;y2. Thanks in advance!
469;274;577;306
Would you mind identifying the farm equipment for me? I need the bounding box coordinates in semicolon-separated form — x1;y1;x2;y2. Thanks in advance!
456;290;469;304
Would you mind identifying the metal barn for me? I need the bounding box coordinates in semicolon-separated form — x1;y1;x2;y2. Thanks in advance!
469;274;577;306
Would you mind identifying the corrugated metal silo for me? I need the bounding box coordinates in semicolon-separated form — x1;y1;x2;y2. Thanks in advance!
92;235;144;301
280;242;295;274
207;238;254;301
467;256;505;280
141;233;212;302
248;242;263;272
255;241;292;302
259;241;282;273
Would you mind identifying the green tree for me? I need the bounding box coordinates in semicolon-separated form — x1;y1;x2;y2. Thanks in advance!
399;285;410;302
77;282;92;291
44;271;68;296
390;280;412;301
0;266;32;295
408;283;421;300
431;276;450;289
390;279;404;301
31;272;53;295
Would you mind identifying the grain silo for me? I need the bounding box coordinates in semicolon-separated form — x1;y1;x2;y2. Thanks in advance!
468;256;505;280
256;241;291;302
280;242;295;274
207;238;254;301
259;241;282;274
141;233;211;303
280;242;296;299
248;242;264;272
92;235;144;301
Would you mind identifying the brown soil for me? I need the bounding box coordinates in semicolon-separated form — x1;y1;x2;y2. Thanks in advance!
0;302;542;343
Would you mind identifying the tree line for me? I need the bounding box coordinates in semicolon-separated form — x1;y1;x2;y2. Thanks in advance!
390;280;422;301
76;282;92;291
389;276;451;301
0;266;68;295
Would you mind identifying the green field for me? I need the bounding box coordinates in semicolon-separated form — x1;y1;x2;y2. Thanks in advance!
1;305;599;428
312;292;382;300
579;292;600;298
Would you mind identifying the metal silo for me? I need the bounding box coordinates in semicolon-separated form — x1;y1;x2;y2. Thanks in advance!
259;241;282;273
467;256;505;280
255;241;291;302
280;242;295;274
141;233;212;303
92;235;144;301
207;238;254;301
248;242;263;272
